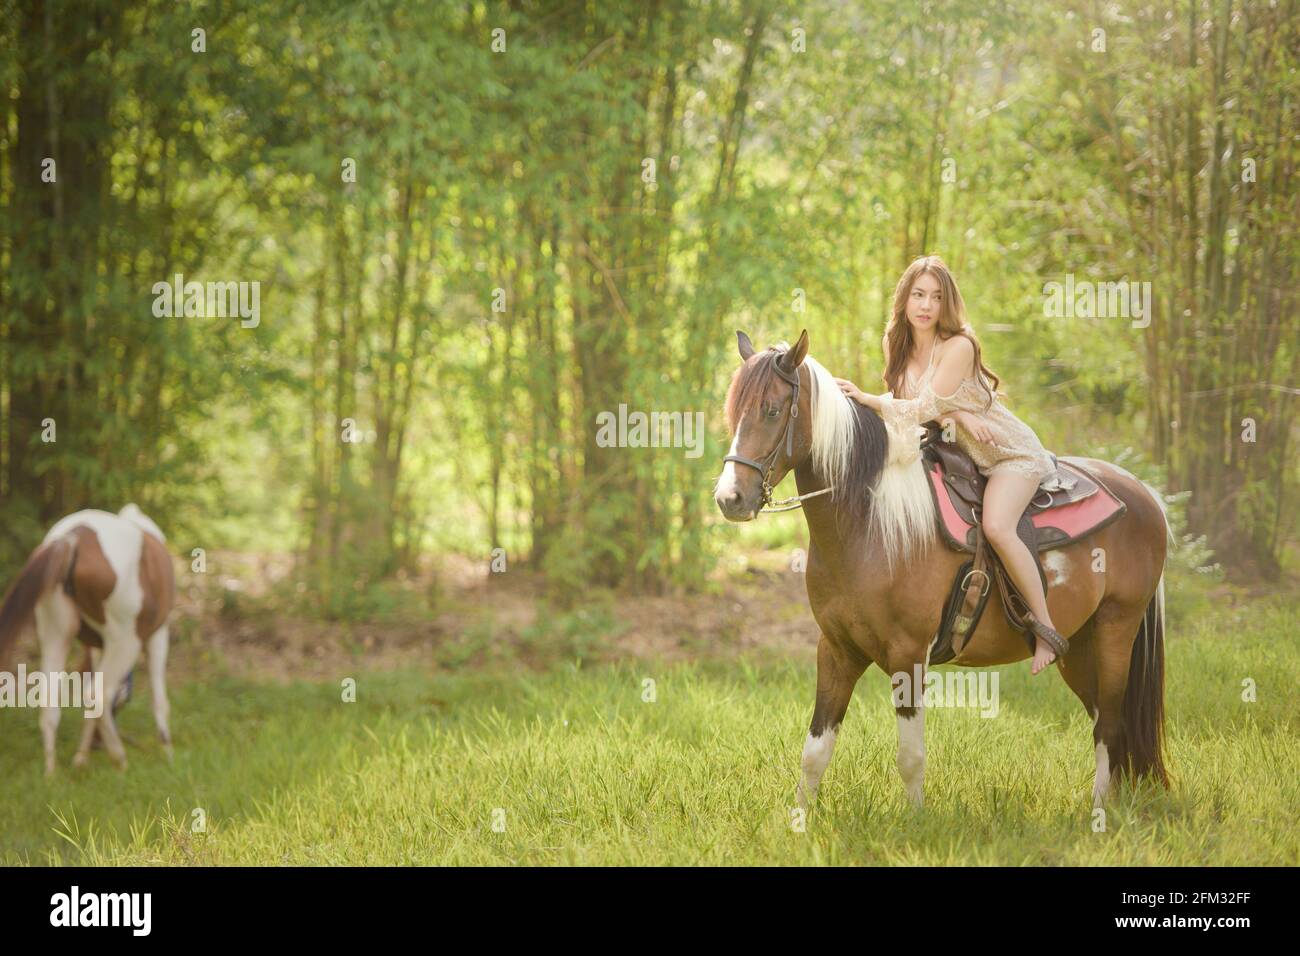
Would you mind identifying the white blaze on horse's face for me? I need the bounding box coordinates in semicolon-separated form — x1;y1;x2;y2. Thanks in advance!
714;428;754;520
716;399;787;521
716;369;802;521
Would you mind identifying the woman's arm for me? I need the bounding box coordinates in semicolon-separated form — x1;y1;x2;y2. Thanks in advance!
879;336;971;424
835;337;974;415
842;388;885;412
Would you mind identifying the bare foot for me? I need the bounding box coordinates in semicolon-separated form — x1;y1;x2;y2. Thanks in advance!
1030;635;1058;675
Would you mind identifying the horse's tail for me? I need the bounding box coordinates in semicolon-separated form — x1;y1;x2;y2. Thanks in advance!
0;535;78;667
1122;567;1170;787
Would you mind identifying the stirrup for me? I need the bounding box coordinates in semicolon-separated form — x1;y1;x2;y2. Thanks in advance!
1025;613;1069;660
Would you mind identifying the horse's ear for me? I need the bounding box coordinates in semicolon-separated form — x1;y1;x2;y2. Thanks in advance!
780;329;809;371
736;330;756;360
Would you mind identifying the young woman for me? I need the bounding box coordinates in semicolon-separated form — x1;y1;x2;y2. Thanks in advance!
834;255;1068;675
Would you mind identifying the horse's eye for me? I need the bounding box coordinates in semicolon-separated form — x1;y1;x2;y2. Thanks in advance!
765;405;781;419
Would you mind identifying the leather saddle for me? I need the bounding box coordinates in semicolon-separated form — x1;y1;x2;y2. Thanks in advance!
918;421;1128;665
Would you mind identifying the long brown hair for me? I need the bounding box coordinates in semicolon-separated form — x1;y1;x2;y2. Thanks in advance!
881;255;1001;412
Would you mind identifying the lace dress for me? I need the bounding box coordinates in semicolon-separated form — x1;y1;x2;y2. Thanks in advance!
878;337;1058;485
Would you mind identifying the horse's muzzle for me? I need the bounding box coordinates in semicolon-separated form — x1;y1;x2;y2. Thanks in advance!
715;489;757;522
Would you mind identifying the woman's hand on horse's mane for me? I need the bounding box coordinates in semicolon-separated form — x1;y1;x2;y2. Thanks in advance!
833;377;868;405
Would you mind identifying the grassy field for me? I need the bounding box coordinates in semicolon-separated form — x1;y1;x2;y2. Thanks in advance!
0;594;1296;866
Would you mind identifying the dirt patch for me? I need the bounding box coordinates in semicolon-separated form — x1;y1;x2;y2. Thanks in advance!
5;551;820;686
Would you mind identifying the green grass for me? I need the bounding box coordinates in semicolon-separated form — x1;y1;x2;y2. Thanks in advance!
0;598;1296;865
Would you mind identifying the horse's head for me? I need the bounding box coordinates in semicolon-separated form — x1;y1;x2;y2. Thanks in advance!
714;329;812;521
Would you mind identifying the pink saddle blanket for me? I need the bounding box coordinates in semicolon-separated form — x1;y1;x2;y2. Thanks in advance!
925;457;1128;553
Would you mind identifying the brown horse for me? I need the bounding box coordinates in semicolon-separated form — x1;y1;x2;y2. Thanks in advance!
714;330;1170;809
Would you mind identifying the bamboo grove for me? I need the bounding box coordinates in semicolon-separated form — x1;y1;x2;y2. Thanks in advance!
1;0;1295;606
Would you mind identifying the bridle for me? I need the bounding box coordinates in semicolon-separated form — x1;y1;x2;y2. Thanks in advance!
722;358;835;514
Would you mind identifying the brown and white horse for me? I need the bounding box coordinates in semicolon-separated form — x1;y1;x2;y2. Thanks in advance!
715;331;1171;809
0;504;175;774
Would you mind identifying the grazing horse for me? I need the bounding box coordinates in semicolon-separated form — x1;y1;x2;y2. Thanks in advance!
714;331;1171;809
0;504;175;774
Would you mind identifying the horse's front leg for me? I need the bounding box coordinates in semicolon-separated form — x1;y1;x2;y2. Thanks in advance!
797;636;868;809
886;648;929;808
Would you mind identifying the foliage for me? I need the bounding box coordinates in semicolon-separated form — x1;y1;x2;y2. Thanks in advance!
1;0;1295;599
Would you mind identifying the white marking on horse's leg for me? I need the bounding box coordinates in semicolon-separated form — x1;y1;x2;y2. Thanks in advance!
896;706;926;807
34;593;76;777
1092;740;1111;807
797;726;838;808
147;626;173;758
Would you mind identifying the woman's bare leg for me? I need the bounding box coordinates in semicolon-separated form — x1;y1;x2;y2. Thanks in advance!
981;469;1058;675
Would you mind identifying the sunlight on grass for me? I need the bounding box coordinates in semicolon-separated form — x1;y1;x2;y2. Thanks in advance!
1;598;1295;865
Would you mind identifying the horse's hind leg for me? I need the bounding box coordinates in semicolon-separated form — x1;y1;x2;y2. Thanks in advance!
1092;606;1154;801
146;625;172;759
1056;618;1106;804
34;593;77;777
797;637;867;809
1074;605;1146;805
